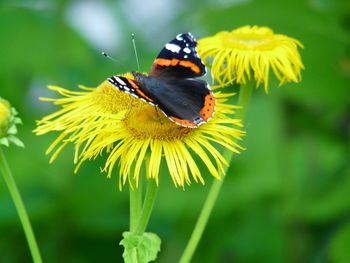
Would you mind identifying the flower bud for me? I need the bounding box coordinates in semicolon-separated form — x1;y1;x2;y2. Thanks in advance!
0;98;11;138
0;97;23;147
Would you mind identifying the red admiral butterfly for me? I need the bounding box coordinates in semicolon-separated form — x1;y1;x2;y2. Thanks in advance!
108;33;215;128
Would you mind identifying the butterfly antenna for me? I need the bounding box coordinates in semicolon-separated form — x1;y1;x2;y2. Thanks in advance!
131;33;141;71
102;51;117;62
101;52;128;71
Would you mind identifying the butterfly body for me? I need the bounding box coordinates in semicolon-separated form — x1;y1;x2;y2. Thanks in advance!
108;33;215;128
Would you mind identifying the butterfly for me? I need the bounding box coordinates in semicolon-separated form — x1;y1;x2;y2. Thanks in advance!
108;32;215;128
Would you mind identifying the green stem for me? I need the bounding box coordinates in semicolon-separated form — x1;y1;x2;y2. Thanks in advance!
135;179;158;235
129;176;143;232
236;80;254;121
179;80;254;263
0;147;43;263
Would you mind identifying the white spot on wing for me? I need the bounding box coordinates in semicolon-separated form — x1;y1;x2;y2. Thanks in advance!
176;34;183;40
165;43;181;53
193;117;203;124
194;47;200;58
115;77;126;86
206;82;211;91
183;47;191;54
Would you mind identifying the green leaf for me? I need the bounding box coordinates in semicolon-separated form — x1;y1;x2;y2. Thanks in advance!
120;232;161;263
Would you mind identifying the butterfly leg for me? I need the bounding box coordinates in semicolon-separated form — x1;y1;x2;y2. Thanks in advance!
122;95;134;120
154;106;164;124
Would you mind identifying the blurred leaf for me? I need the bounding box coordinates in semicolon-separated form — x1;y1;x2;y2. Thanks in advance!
303;167;350;223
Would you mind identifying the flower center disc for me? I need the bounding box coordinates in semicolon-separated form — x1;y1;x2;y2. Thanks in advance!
124;106;192;140
95;82;133;114
218;26;285;51
224;33;271;49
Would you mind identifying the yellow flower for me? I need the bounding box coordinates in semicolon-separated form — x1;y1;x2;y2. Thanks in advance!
34;77;244;188
198;25;304;92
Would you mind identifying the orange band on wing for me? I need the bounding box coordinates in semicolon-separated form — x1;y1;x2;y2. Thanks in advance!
127;79;154;103
168;93;215;128
199;92;215;121
168;116;200;128
154;58;201;74
178;61;201;73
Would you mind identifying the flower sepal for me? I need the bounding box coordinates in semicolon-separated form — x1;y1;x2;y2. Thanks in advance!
120;231;161;263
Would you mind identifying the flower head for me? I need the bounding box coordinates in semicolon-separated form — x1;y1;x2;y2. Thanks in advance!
0;97;24;147
198;25;304;92
34;77;244;188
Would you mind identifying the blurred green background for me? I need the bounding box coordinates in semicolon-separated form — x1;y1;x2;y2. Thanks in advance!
0;0;349;262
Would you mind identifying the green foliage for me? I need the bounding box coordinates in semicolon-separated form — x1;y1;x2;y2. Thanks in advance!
329;221;350;263
120;232;161;263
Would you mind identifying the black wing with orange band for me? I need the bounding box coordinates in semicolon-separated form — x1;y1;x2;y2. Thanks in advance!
152;78;215;128
150;33;206;79
108;76;156;105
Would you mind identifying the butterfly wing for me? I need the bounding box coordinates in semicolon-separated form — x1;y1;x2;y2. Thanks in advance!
108;76;156;106
108;76;215;128
152;78;215;128
150;33;206;79
108;33;213;128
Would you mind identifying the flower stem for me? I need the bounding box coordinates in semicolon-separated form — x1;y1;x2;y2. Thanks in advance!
0;147;43;263
129;176;143;232
135;179;158;235
236;80;254;121
179;80;254;263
